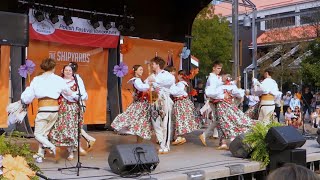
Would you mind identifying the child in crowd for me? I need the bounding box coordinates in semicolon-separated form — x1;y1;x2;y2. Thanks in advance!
292;106;302;128
285;107;295;126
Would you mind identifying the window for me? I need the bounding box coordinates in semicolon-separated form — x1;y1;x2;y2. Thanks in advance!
300;8;320;25
265;12;295;29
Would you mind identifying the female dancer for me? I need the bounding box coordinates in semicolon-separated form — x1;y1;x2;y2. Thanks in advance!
69;62;95;154
170;70;199;145
49;65;88;160
206;74;255;150
111;65;153;142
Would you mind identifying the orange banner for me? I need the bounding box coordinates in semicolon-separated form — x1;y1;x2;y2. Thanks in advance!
121;37;184;110
27;40;108;125
0;46;10;128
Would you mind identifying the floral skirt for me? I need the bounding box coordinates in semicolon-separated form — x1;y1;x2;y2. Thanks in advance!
214;101;255;139
111;100;153;140
49;98;83;147
173;98;200;136
244;103;260;120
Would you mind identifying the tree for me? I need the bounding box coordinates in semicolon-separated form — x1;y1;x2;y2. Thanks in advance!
300;38;320;87
191;6;233;79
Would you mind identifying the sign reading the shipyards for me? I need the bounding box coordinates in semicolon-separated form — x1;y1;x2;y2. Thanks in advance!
28;9;120;48
27;40;108;125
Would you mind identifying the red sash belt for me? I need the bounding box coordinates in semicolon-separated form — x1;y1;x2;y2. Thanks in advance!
173;96;188;101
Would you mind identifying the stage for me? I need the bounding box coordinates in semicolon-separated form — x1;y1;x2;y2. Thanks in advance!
30;129;320;180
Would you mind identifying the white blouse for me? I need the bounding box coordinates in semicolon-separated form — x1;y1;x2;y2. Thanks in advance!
247;95;260;106
252;77;280;97
206;84;244;100
170;81;188;97
145;70;175;90
21;72;73;104
128;77;150;92
62;76;88;103
206;73;223;89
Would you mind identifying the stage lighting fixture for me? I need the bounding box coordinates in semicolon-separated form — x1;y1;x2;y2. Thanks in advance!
63;14;73;26
115;16;125;31
90;15;100;29
117;24;124;31
128;24;135;32
34;11;45;22
103;16;113;30
124;20;135;32
49;12;59;24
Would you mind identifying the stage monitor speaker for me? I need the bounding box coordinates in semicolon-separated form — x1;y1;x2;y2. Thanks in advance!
269;148;306;171
0;11;29;46
108;144;159;176
265;126;306;151
229;133;252;158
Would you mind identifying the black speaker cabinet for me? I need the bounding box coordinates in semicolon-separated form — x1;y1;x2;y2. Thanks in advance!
269;148;306;171
229;133;252;158
0;11;29;46
108;144;159;175
265;126;306;151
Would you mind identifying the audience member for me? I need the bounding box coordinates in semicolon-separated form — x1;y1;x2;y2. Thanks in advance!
267;163;320;180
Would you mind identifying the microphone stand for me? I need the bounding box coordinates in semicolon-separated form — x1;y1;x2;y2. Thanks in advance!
58;74;99;176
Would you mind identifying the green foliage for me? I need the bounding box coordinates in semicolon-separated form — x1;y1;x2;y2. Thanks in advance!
0;131;40;179
191;6;233;80
243;121;283;168
300;38;320;87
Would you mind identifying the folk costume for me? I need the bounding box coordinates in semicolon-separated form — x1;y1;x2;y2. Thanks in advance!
170;80;199;145
252;77;281;122
49;75;88;160
199;73;223;146
146;70;175;154
206;82;255;148
21;72;73;161
111;77;153;140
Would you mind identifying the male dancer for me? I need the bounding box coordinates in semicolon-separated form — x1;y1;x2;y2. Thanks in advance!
21;58;73;162
252;68;281;122
199;61;223;146
146;57;175;154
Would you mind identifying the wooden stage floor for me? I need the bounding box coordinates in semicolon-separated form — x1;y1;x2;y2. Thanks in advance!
29;130;320;180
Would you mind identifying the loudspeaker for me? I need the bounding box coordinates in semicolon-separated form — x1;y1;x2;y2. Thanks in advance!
108;144;159;175
229;133;252;158
0;11;29;46
265;126;306;151
269;148;306;171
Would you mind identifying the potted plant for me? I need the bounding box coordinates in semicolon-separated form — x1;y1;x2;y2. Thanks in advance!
243;121;283;167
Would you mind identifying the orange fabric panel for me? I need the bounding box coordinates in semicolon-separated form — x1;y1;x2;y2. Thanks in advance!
121;37;184;110
27;40;108;125
0;46;10;128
